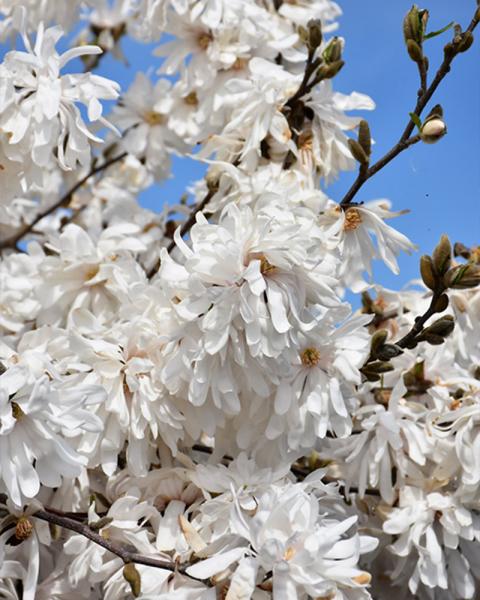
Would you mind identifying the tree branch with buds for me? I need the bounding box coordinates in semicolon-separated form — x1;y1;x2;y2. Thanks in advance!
340;4;479;208
360;234;480;381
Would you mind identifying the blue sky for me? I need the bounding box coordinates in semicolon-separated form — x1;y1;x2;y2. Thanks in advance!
2;1;478;293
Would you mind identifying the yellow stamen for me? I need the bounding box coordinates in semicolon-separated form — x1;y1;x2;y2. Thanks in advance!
15;516;33;541
84;265;100;282
197;32;212;50
183;91;198;106
143;110;165;126
231;57;248;71
11;402;25;421
301;347;321;367
343;208;363;231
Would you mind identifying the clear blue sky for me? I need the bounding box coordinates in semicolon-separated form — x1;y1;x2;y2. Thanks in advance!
3;1;479;292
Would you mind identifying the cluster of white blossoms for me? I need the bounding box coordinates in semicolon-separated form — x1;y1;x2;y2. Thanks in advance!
0;1;479;599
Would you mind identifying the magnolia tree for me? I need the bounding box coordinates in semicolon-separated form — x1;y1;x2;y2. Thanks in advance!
0;1;479;598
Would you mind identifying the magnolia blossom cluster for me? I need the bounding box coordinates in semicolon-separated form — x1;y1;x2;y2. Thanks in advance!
0;1;478;599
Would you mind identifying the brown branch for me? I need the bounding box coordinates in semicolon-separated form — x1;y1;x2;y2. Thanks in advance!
418;61;428;97
146;188;215;279
0;152;127;252
395;286;444;349
32;507;205;580
285;47;319;109
340;10;479;207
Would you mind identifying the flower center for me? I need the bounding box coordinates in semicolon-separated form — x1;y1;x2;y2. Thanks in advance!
298;129;313;152
260;256;276;275
343;208;363;231
301;347;321;367
143;110;166;126
283;546;296;561
85;264;100;282
11;401;25;421
247;252;277;275
197;31;212;50
183;91;198;106
15;516;33;541
231;57;248;70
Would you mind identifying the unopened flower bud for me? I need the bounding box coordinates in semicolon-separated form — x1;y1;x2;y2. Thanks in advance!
364;361;395;374
444;41;456;60
322;37;342;63
420;255;437;290
453;242;470;260
358;120;371;157
370;329;388;355
423;315;455;337
348;139;369;165
444;264;480;289
432;234;452;275
403;5;428;44
307;19;323;50
407;39;423;63
421;117;446;144
123;563;141;597
376;344;404;361
432;293;449;313
403;8;415;42
317;59;344;80
457;31;474;53
205;172;220;193
421;332;445;345
15;517;33;541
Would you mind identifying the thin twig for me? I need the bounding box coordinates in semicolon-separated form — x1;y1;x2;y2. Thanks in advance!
0;152;127;251
395;287;443;349
417;58;428;98
33;507;204;578
285;47;318;109
340;11;479;207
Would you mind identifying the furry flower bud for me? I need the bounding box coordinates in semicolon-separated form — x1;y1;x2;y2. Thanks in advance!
307;19;323;50
421;118;446;143
444;264;480;289
432;234;452;275
420;255;437;290
123;563;141;597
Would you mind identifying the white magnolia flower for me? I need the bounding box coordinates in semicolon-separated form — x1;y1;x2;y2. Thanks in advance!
214;57;299;164
329;379;432;504
69;322;185;475
0;0;83;37
265;314;370;447
111;73;186;179
188;483;377;599
0;21;119;171
305;80;375;181
319;199;416;291
36;223;146;326
0;365;104;506
383;486;480;598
